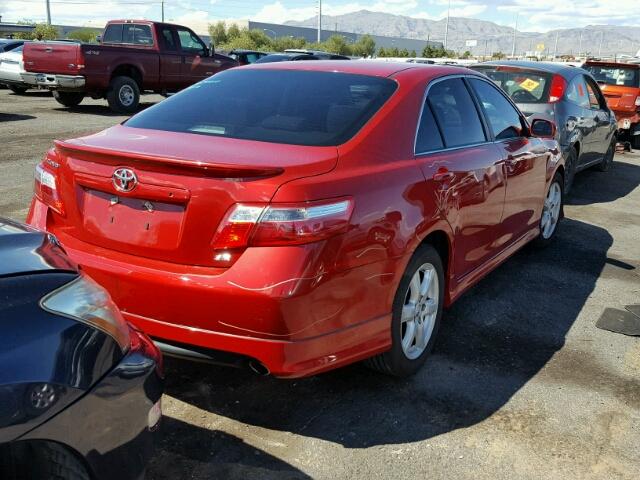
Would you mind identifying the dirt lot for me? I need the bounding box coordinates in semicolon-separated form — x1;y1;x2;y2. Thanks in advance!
1;89;639;480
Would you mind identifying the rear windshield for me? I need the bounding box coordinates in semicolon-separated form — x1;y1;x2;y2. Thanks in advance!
583;65;640;88
126;69;397;146
472;67;552;104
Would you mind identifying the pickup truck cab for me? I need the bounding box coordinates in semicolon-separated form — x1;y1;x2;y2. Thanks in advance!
583;61;640;149
21;20;238;113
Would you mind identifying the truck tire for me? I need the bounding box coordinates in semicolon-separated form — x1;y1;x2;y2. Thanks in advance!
107;76;140;114
53;91;84;108
9;85;28;95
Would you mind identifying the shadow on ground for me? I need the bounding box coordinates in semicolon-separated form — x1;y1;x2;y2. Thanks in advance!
568;157;640;205
53;102;157;117
147;417;310;479
0;113;36;123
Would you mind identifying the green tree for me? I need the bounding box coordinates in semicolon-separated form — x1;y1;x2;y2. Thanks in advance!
352;34;376;58
399;48;410;58
389;47;400;57
492;51;506;59
271;36;307;52
323;35;351;55
15;23;59;40
208;21;227;46
461;50;472;59
410;49;417;57
226;23;241;40
66;28;99;43
377;47;387;57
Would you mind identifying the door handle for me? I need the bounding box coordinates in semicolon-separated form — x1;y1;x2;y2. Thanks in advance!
433;169;454;182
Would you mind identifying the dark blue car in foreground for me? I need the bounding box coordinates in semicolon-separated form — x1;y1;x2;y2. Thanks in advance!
471;61;617;193
0;218;163;480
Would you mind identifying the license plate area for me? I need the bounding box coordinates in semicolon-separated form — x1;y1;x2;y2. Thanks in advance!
36;73;58;85
82;189;184;249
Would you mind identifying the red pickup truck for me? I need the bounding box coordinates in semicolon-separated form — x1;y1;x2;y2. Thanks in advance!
22;20;238;113
583;60;640;149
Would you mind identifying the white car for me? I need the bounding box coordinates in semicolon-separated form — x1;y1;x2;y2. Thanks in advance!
0;44;30;94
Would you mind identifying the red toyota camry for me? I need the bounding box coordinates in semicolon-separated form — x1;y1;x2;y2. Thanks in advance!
28;61;564;378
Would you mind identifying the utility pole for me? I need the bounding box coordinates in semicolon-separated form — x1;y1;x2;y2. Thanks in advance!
553;31;559;59
598;30;604;58
317;0;322;43
578;30;582;57
161;0;164;22
443;0;450;51
484;38;488;61
45;0;51;25
511;13;518;58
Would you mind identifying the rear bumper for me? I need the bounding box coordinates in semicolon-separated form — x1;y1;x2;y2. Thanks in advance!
28;198;397;378
21;72;85;90
21;340;163;480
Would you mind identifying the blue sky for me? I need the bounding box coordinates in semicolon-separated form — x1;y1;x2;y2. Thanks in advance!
2;0;639;33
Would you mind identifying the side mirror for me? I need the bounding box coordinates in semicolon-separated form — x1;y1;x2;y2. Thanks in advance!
530;118;556;138
96;35;102;43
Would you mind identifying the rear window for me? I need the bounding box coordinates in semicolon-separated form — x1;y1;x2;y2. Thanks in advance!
473;67;552;104
102;24;123;43
125;69;397;146
583;65;640;88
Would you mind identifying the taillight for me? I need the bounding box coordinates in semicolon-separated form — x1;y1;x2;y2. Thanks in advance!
34;160;64;216
211;198;354;267
549;74;567;103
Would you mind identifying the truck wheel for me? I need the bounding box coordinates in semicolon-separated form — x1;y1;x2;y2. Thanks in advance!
365;244;444;377
52;91;84;108
107;76;140;114
9;85;28;95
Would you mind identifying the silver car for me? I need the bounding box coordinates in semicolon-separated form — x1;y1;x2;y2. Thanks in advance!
0;44;30;94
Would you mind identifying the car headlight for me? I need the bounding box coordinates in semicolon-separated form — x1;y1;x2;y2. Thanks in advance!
40;275;130;352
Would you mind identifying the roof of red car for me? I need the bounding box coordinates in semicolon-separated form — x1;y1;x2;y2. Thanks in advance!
245;60;470;78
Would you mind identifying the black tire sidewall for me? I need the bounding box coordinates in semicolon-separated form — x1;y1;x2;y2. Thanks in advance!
107;76;140;114
564;147;577;194
52;91;84;108
9;85;27;94
383;244;445;377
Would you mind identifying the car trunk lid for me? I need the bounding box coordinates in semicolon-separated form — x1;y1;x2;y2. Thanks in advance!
47;125;338;266
23;41;83;74
599;84;639;113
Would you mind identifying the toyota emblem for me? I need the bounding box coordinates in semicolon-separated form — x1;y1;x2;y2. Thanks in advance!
112;168;137;192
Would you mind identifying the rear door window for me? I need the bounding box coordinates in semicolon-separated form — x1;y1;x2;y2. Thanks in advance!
102;24;123;43
584;77;606;109
160;27;177;52
468;78;523;140
427;78;486;148
123;24;153;45
566;76;590;108
125;69;397;146
415;102;445;153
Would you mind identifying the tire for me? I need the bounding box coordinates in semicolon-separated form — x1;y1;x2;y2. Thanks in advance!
563;146;578;195
596;138;615;172
106;75;140;114
8;85;28;94
632;134;640;151
2;442;90;480
532;171;563;248
365;244;444;377
52;91;84;108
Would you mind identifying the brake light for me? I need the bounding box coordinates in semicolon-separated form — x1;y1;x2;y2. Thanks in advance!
549;74;567;103
211;198;354;267
34;159;64;216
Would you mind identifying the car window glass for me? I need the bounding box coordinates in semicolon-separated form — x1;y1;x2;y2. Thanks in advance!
473;67;551;104
566;76;590;108
102;24;123;43
469;78;523;140
416;101;445;153
161;28;177;51
583;65;640;87
126;70;397;147
427;78;486;148
123;24;153;45
584;78;605;109
245;53;259;63
177;29;205;54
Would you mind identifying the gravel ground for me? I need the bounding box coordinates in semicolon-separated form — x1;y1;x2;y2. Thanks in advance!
1;88;639;480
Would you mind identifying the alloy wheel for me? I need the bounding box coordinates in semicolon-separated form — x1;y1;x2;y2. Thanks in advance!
541;181;562;239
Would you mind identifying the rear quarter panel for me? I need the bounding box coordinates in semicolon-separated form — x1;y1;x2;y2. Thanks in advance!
82;44;160;91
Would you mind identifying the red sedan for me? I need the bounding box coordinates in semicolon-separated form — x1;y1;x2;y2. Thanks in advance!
28;61;564;378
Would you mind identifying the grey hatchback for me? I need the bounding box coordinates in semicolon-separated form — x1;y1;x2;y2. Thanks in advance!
471;61;617;193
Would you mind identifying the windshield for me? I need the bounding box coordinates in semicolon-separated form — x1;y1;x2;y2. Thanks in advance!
472;67;552;104
583;65;640;88
126;69;397;146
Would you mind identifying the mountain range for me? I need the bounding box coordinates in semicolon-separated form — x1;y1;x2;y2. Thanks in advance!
286;10;640;57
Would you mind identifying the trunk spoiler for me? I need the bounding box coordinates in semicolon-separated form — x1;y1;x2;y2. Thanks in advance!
54;140;285;179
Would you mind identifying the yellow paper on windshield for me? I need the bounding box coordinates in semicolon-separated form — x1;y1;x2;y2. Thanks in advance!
519;78;540;92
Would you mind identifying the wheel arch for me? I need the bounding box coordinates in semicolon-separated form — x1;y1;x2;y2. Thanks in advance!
415;228;454;305
110;64;143;89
